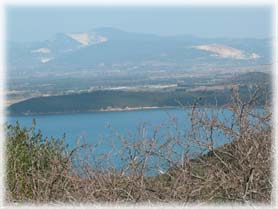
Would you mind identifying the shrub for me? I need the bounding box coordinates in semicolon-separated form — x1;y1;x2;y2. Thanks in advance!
5;120;74;202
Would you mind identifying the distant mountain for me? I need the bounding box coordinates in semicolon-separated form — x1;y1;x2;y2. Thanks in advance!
7;27;272;72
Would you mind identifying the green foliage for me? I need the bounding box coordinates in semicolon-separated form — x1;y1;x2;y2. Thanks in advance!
5;120;68;201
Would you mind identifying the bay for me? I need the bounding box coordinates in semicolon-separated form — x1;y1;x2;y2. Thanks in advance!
6;108;234;175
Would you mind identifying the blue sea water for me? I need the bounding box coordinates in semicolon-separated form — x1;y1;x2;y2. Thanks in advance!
7;108;193;145
6;108;234;175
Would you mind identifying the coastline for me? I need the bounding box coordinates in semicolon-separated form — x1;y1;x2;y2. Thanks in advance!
6;106;178;117
98;106;167;112
6;104;265;117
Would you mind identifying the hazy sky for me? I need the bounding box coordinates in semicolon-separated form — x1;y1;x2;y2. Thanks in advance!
6;6;273;42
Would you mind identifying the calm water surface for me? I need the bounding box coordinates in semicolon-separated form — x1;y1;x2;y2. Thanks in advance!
7;108;233;175
7;108;193;145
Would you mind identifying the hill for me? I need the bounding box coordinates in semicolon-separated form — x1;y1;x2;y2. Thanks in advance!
8;84;270;115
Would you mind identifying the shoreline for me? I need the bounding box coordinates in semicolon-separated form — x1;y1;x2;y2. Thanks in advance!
6;106;178;117
6;105;265;117
98;106;167;112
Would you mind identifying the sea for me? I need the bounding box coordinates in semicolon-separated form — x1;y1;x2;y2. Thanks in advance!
7;108;235;175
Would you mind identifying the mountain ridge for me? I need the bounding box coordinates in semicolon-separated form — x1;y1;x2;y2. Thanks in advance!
7;27;272;72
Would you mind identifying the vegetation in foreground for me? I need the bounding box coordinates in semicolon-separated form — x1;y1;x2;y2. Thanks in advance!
5;88;272;203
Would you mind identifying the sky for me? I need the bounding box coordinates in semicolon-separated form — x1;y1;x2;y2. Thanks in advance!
6;6;273;42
